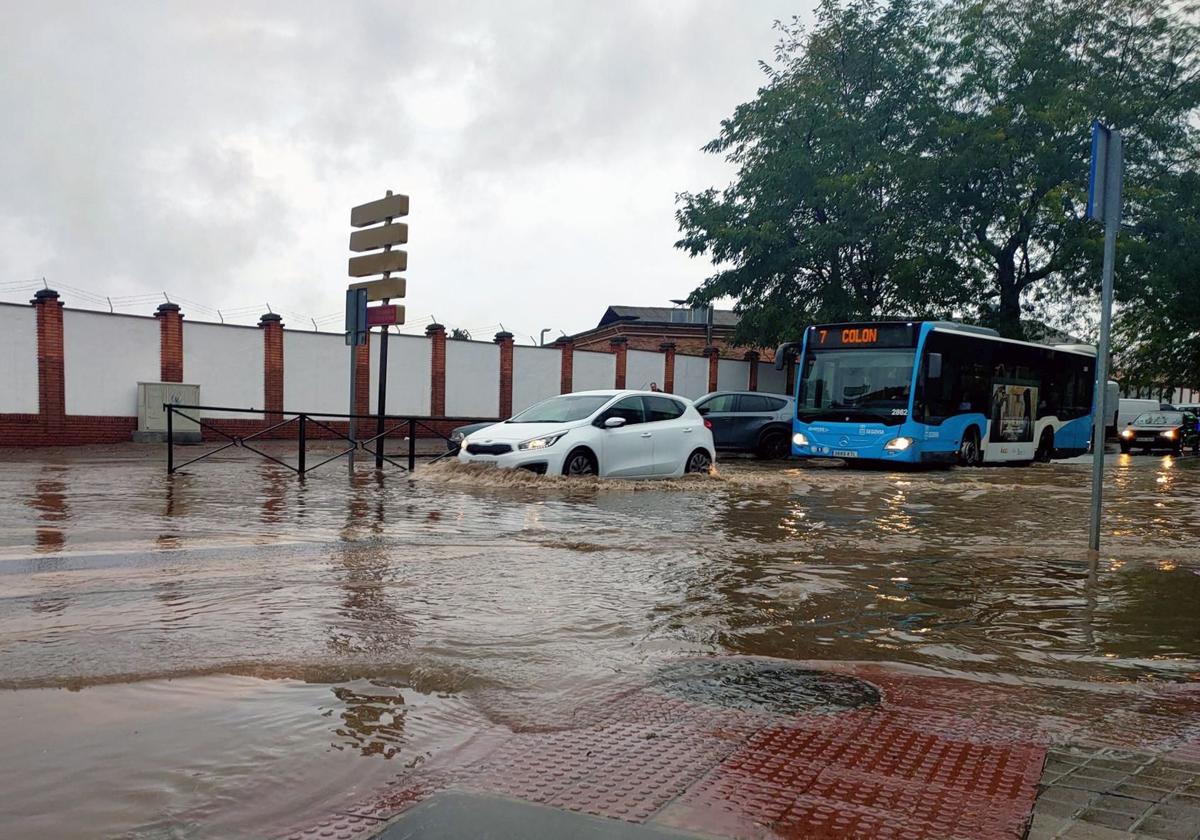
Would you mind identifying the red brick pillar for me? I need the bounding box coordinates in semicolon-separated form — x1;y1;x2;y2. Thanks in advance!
354;334;371;418
659;341;677;394
704;345;720;393
31;289;65;430
259;313;284;420
785;354;796;396
156;302;184;383
744;350;760;392
495;330;514;418
610;336;628;389
556;336;574;394
427;323;446;416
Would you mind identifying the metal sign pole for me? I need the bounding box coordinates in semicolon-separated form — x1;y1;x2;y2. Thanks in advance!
348;343;357;473
376;308;390;469
1087;123;1123;552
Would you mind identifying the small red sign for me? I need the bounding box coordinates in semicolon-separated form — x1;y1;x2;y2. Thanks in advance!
366;304;404;327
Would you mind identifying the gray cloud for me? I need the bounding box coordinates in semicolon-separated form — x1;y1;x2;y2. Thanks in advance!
0;1;810;339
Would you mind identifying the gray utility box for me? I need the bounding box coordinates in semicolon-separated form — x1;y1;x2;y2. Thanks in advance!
134;382;201;443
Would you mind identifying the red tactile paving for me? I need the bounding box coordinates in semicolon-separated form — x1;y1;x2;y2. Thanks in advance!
284;659;1056;839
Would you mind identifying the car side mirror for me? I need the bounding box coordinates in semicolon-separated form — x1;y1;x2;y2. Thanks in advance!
604;416;627;429
696;406;709;416
927;353;943;380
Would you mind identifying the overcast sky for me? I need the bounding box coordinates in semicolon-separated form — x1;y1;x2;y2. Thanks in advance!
0;1;812;343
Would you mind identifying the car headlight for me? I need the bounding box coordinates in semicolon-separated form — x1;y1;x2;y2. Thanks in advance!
792;432;808;446
885;436;914;451
1120;429;1134;439
450;431;465;443
518;432;567;450
1161;429;1177;439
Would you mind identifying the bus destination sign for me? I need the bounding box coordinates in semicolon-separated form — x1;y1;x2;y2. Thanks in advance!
810;323;916;349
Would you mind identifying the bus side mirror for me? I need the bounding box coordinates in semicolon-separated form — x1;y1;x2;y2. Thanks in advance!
928;353;943;379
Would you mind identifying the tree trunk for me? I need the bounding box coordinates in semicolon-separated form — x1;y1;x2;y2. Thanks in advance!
995;258;1024;339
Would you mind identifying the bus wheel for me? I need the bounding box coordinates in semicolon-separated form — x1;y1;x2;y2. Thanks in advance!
1034;429;1054;463
957;428;981;467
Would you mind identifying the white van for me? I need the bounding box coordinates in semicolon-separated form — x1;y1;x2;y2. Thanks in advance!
1104;381;1119;436
1118;398;1162;430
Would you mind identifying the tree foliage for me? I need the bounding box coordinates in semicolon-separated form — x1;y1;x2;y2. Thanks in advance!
678;0;1200;359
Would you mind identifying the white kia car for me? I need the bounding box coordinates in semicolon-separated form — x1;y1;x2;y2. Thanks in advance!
457;390;716;478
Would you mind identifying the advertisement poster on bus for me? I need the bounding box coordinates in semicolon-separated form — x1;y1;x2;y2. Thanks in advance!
990;384;1037;443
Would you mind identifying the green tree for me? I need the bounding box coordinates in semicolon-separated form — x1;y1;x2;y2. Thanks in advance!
1115;171;1200;390
675;0;963;347
931;0;1200;338
678;0;1200;346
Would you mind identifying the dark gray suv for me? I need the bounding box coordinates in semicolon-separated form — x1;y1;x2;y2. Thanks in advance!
694;391;794;459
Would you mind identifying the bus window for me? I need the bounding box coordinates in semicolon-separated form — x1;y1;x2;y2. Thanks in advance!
917;331;992;424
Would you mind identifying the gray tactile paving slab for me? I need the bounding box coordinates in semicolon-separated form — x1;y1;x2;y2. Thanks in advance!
1029;745;1200;840
374;791;712;839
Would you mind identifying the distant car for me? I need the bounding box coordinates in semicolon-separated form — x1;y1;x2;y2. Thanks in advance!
457;390;715;477
447;421;495;452
693;391;794;459
1119;411;1199;455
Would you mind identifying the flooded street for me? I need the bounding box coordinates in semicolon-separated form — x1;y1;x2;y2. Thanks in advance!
0;449;1197;838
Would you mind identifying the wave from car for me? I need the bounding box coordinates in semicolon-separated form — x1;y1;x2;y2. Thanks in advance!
457;390;716;478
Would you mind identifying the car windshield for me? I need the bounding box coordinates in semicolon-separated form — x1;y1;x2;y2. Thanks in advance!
506;394;610;423
798;349;915;424
1132;412;1183;426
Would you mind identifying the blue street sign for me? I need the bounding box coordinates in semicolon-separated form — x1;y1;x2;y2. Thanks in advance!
1087;121;1111;223
344;287;368;346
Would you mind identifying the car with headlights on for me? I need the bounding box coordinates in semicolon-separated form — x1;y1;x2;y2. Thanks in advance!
456;390;715;477
1118;410;1199;455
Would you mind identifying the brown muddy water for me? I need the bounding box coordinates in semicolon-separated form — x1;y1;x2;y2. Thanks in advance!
0;449;1197;838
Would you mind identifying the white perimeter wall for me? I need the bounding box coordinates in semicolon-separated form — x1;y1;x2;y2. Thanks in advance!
284;330;349;416
513;346;559;413
369;333;432;415
718;358;749;392
64;311;159;416
573;350;615;392
626;349;662;391
673;355;709;400
183;322;264;418
758;363;788;396
445;340;499;418
0;305;37;413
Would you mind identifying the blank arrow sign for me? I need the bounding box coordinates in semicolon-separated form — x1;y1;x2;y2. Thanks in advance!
348;250;408;277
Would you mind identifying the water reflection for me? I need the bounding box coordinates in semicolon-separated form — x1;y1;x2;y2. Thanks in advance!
27;467;67;553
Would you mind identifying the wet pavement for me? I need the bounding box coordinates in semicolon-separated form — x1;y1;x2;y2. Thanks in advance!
0;445;1197;838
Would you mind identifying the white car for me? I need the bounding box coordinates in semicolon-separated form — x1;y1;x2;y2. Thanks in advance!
457;390;716;478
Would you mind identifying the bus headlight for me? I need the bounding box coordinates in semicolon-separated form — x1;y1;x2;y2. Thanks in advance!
884;436;914;451
792;432;808;447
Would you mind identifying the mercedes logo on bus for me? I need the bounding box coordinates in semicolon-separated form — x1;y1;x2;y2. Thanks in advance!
839;436;849;447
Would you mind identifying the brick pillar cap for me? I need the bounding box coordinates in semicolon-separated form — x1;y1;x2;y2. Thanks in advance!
494;330;515;343
426;323;446;336
31;288;60;303
258;312;283;326
609;336;628;346
553;335;573;347
743;349;760;360
703;345;720;357
156;302;182;316
659;341;677;351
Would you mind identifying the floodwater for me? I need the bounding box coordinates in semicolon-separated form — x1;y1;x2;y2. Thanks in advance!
0;448;1197;838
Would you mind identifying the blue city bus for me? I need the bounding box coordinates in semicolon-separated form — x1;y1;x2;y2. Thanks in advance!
775;321;1096;465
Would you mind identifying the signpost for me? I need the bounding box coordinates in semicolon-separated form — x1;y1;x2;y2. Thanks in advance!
347;190;409;470
1087;121;1124;552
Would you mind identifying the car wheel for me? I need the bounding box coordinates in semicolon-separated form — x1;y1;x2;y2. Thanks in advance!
562;448;597;477
685;449;713;474
1034;429;1054;463
755;430;790;460
957;427;981;467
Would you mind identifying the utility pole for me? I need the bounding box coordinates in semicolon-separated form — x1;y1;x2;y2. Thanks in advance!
1086;121;1123;553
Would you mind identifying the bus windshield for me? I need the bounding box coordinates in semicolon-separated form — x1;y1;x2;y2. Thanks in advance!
798;348;915;423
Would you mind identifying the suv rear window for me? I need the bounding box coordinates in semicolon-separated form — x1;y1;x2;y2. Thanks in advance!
645;396;685;422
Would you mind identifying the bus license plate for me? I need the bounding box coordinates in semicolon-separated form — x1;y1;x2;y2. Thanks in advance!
832;449;856;458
